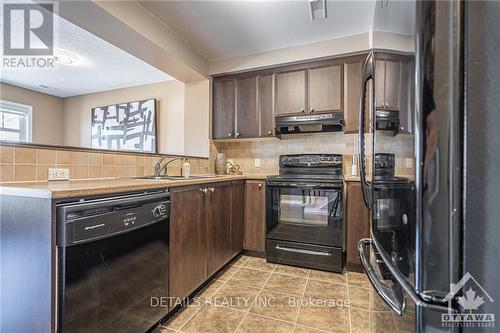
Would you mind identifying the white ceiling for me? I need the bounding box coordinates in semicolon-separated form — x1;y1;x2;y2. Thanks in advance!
0;3;173;98
139;0;376;61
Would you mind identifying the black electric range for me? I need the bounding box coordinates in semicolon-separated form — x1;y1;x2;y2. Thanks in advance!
265;154;344;272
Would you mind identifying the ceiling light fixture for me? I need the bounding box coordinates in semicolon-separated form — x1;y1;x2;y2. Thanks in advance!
309;0;327;21
54;49;81;66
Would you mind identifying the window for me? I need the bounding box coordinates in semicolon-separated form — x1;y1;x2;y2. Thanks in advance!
0;100;32;142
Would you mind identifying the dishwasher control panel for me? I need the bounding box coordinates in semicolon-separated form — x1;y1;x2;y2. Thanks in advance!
57;192;170;246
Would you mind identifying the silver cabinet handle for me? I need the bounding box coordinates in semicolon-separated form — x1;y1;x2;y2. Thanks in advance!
209;187;215;192
258;183;262;189
228;133;233;137
200;188;208;194
235;132;240;138
267;131;272;136
275;245;331;256
310;107;315;112
301;108;305;113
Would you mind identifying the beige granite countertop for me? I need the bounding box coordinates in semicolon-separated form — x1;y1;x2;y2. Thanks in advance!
0;174;274;199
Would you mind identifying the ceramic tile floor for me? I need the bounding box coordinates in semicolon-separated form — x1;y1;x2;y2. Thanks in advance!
160;255;414;333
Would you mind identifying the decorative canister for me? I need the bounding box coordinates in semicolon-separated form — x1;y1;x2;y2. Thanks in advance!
215;153;226;175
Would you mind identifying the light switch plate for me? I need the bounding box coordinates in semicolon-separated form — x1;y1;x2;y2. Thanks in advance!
405;158;413;169
254;159;261;168
48;168;70;181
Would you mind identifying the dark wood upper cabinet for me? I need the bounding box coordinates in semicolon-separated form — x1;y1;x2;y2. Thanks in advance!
236;77;259;138
170;186;207;300
345;181;370;271
275;69;307;116
230;181;245;255
308;65;342;113
244;180;266;253
375;59;402;110
206;183;232;276
213;79;235;139
344;61;362;133
258;74;274;137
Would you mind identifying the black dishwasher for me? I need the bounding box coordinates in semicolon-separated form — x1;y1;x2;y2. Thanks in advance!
56;191;170;333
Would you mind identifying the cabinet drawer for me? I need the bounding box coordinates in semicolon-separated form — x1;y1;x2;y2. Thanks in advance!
266;239;343;272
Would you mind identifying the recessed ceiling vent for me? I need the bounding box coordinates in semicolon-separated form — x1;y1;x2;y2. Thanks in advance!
309;0;327;21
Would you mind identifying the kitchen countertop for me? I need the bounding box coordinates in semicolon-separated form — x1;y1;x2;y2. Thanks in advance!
0;174;273;199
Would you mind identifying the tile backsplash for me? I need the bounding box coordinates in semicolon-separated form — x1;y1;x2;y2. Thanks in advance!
213;132;415;178
0;132;414;183
0;144;216;183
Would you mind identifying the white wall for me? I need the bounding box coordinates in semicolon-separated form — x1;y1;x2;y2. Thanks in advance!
63;80;187;155
184;80;210;157
0;82;65;145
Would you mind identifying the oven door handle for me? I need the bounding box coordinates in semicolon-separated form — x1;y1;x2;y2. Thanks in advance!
358;51;375;209
358;238;406;315
274;245;332;257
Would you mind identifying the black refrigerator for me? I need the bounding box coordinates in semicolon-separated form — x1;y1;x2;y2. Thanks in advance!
357;1;500;332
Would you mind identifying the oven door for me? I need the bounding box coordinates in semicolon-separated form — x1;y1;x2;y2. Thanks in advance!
266;182;343;248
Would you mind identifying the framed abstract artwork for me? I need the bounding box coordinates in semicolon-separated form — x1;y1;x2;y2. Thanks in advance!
91;98;157;153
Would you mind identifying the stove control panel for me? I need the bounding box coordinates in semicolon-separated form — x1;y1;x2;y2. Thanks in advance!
280;154;342;168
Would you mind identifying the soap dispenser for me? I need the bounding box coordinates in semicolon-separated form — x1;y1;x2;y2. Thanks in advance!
182;159;191;178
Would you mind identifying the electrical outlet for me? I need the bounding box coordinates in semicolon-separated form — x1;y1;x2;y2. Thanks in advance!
48;168;70;181
254;159;261;168
405;158;413;169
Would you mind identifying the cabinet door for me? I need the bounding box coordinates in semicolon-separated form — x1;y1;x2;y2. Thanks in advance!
258;74;274;137
345;182;370;269
344;62;362;133
230;181;245;255
384;60;401;110
206;183;232;276
275;69;306;115
243;181;266;252
399;60;413;133
236;76;258;138
213;79;235;139
170;187;206;300
308;65;342;113
375;60;386;109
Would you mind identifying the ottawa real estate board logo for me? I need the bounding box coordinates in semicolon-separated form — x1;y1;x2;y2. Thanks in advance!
2;2;54;68
442;272;495;328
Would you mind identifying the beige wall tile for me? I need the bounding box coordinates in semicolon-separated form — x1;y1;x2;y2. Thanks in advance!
15;147;36;164
114;154;128;165
103;165;115;178
103;153;114;165
0;146;14;163
115;165;136;177
36;165;55;181
126;154;136;165
74;152;89;166
89;166;103;178
14;165;36;181
0;164;14;182
89;153;103;166
56;150;74;165
73;166;89;179
36;149;56;164
136;156;145;167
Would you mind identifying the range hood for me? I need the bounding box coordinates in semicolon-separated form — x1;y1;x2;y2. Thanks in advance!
275;112;344;136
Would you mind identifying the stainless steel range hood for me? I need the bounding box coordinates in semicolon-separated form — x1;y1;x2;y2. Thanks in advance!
275;112;344;136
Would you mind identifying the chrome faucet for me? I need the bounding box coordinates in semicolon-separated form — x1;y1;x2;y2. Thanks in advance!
155;157;184;176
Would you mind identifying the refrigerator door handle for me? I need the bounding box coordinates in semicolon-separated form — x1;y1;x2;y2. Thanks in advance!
358;51;375;208
367;237;454;313
358;238;406;315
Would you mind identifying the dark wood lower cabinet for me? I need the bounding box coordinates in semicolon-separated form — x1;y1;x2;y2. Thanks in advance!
170;186;207;301
206;182;232;276
244;180;266;253
170;181;245;300
230;181;245;255
345;181;370;271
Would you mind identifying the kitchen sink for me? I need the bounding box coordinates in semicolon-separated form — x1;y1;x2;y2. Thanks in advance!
135;175;221;180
